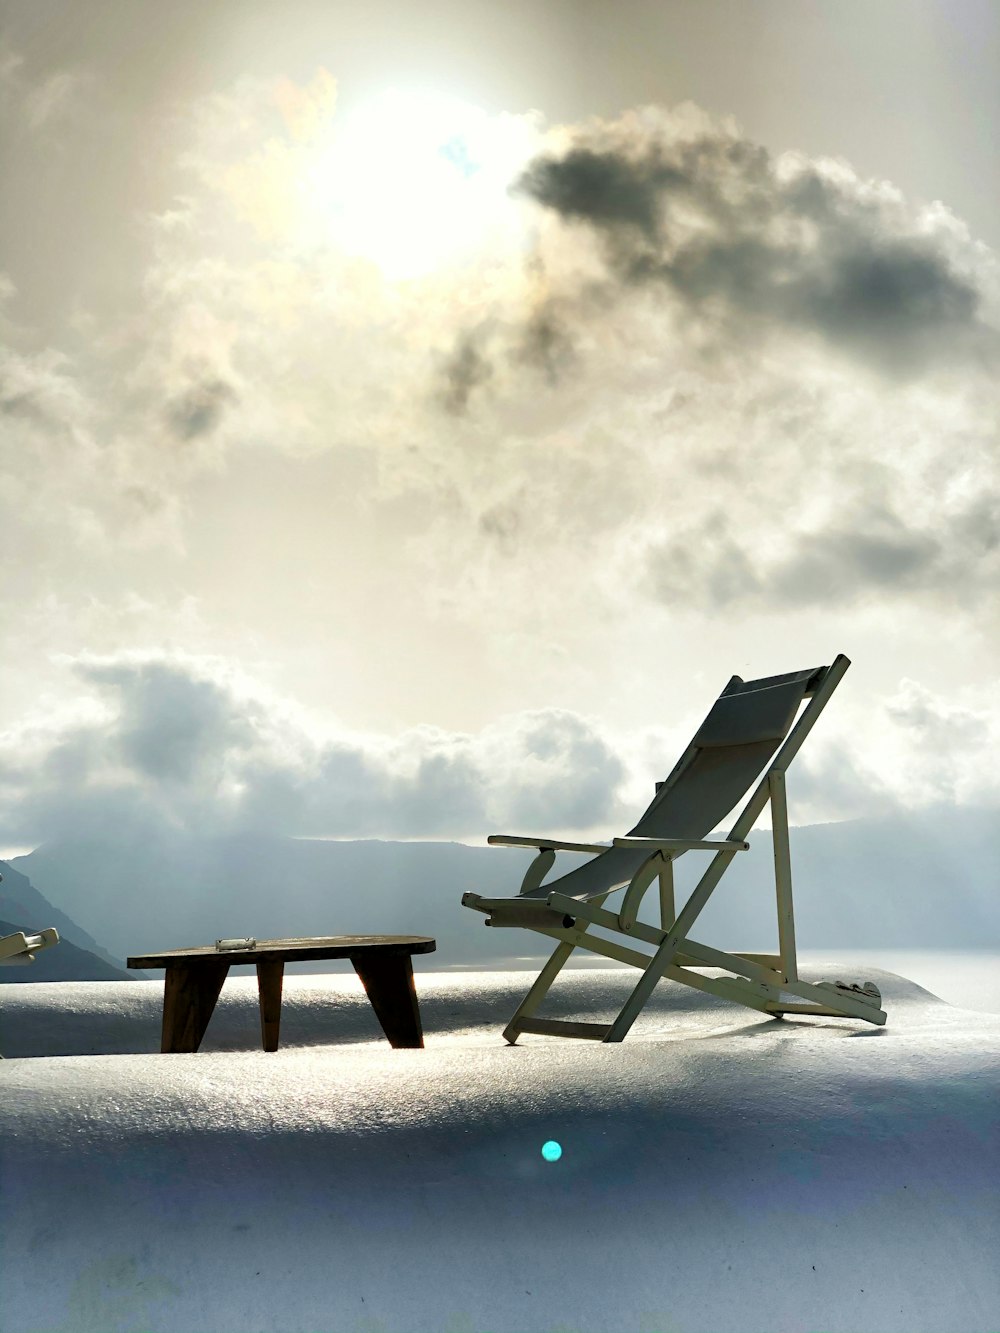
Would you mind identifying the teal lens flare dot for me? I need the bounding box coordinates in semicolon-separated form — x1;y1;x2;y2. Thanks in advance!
541;1140;562;1162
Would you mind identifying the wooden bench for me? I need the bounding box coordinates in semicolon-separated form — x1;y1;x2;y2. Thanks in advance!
127;935;436;1053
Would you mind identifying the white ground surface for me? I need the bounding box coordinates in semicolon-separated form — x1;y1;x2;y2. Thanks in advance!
2;962;999;1333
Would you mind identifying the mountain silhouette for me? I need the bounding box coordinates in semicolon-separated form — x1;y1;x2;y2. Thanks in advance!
9;807;998;970
0;916;131;983
0;860;135;979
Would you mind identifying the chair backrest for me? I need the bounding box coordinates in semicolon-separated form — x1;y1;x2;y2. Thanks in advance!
521;661;835;902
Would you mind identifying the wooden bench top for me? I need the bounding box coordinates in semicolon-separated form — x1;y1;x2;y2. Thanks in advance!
127;935;437;969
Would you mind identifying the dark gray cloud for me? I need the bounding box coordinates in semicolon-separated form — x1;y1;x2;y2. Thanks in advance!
517;146;682;241
426;117;999;410
647;499;999;612
164;377;236;440
437;331;493;416
512;298;576;384
648;512;762;608
507;712;626;828
478;497;522;548
0;384;47;424
80;660;257;783
771;519;942;604
436;289;576;415
0;356;81;431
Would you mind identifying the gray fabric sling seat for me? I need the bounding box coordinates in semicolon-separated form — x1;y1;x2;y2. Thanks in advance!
517;667;822;906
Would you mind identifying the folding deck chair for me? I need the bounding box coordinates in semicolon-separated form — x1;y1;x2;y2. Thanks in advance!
462;654;886;1042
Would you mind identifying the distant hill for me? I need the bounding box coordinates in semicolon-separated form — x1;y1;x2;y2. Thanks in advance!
13;835;535;968
0;860;135;979
0;917;131;983
10;806;999;968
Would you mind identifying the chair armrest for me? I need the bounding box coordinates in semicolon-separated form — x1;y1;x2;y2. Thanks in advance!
611;837;749;852
0;927;58;963
0;932;31;963
488;835;610;855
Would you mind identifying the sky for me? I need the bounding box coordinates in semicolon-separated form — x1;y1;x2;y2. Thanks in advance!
1;0;998;853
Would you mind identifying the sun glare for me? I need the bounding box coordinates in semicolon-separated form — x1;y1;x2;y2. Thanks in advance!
302;89;538;279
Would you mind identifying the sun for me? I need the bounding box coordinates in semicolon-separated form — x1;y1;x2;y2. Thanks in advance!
301;88;539;279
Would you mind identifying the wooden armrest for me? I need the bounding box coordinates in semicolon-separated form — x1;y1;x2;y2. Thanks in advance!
611;837;749;852
487;835;610;855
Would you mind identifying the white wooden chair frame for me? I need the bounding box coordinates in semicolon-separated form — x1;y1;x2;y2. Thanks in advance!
463;655;886;1042
0;926;59;966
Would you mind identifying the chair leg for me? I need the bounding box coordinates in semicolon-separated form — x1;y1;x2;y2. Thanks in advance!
604;933;686;1042
769;770;798;983
503;940;576;1044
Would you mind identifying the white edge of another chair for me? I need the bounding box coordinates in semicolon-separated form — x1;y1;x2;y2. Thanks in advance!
0;871;61;967
0;925;61;966
0;870;61;1057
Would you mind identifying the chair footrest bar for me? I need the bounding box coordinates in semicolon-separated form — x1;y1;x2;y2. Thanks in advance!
768;1001;886;1025
768;1003;859;1016
515;1018;613;1040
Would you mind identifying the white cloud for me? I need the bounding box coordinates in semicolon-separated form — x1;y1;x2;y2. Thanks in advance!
0;653;627;845
881;678;1000;807
788;677;1000;822
144;89;1000;623
1;653;995;852
1;73;998;847
4;78;997;625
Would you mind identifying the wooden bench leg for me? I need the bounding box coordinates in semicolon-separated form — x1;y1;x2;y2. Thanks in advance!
256;959;284;1052
350;953;424;1049
161;961;229;1053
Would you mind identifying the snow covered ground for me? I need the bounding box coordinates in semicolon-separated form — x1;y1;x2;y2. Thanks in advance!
2;961;999;1333
442;949;1000;1014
